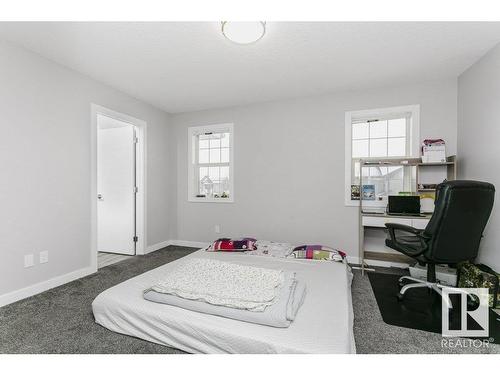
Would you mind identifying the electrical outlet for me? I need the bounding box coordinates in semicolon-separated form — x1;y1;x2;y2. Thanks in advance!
214;224;221;234
24;254;34;268
39;251;49;264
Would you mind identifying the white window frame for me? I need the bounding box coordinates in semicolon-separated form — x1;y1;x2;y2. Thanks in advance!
344;105;420;207
188;123;234;203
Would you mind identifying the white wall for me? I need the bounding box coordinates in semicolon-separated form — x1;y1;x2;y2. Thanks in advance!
0;40;174;297
458;42;500;269
172;80;458;258
0;35;466;302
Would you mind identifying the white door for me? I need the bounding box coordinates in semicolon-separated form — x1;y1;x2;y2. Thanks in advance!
97;115;136;255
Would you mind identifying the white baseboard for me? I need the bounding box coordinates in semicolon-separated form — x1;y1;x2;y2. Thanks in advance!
146;243;408;268
146;243;408;269
169;240;210;249
0;243;408;308
0;238;207;308
145;240;172;254
346;256;359;264
145;239;210;254
347;255;409;269
0;266;95;308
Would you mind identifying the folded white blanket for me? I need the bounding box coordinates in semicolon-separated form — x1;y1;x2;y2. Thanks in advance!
151;258;284;311
144;272;306;328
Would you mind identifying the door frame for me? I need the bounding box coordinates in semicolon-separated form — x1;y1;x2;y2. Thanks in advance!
90;104;147;272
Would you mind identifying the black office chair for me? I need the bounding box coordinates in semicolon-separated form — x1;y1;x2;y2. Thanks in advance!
385;180;495;305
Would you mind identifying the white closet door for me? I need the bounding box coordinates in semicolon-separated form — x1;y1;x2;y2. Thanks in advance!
97;122;135;255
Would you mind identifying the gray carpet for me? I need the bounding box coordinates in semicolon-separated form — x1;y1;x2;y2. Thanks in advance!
0;246;195;354
0;246;498;354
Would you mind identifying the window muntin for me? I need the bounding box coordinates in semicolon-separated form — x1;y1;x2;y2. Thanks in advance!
351;115;413;204
196;132;231;198
344;105;420;206
188;124;234;202
351;118;408;160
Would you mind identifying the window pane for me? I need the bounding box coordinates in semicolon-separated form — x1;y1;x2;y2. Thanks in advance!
369;167;382;177
221;132;230;147
352;139;369;158
387;166;402;174
388;137;406;156
353;161;360;178
388;118;406;137
220;164;230;196
209;148;220;163
220;166;229;180
369;120;387;138
352;122;368;139
213;181;221;195
199;137;209;149
199;167;209;179
199;149;209;163
209;167;219;181
377;167;388;176
221;148;230;163
388;179;404;195
370;138;387;157
199;167;213;196
210;136;221;148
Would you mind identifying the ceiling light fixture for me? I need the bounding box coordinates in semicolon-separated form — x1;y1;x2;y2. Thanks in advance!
221;22;266;45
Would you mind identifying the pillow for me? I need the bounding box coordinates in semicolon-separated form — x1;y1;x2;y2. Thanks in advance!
292;245;346;262
206;238;257;252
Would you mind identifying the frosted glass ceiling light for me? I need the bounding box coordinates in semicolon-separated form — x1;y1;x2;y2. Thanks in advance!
221;22;266;44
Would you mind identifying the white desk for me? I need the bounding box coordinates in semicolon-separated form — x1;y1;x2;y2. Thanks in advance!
359;213;432;270
362;213;430;229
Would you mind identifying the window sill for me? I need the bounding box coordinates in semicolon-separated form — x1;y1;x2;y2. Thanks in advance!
188;197;234;203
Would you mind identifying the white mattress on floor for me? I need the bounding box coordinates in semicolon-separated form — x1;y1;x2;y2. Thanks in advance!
92;249;356;354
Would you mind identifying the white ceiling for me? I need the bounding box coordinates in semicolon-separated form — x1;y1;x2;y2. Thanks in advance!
1;22;500;113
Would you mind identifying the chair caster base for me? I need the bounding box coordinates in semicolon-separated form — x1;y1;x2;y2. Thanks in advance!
396;279;456;309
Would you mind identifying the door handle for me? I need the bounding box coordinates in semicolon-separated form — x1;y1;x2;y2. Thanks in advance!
97;194;104;201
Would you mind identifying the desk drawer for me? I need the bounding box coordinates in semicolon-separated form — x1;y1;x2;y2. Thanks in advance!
362;216;412;228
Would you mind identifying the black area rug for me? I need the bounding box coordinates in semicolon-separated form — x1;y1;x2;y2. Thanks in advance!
368;272;500;343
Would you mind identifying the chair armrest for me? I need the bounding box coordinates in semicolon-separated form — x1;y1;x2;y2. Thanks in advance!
384;223;422;235
385;223;429;257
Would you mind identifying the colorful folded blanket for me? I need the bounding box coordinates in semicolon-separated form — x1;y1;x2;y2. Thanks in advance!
206;237;257;252
292;245;346;262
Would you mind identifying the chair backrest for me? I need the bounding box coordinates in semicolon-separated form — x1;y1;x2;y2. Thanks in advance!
423;180;495;263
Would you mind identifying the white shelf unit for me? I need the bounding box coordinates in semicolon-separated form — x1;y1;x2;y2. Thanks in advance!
357;156;456;273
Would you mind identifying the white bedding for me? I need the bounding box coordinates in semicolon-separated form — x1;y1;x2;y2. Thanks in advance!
144;271;306;328
92;249;356;354
151;258;285;311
